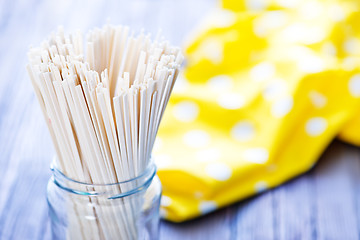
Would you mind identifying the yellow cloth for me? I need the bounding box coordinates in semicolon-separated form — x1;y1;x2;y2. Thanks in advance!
155;0;360;222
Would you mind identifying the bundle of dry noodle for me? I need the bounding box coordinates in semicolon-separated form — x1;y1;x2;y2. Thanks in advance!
27;25;183;239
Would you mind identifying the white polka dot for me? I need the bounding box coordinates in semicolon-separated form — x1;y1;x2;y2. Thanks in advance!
349;74;360;97
281;24;326;45
321;42;337;56
246;0;268;11
276;0;300;8
173;101;199;122
255;181;268;193
254;11;289;37
231;121;255;142
173;75;189;93
329;5;345;22
160;208;168;218
199;201;218;214
298;54;325;73
194;191;204;199
161;195;172;207
217;93;245;109
271;96;293;118
262;79;287;101
342;57;357;71
155;154;172;169
210;10;237;28
343;38;360;54
250;62;276;82
305;117;328;136
207;75;233;91
183;130;211;148
309;90;327;108
205;162;232;181
299;2;323;20
199;38;223;64
288;46;325;73
195;148;221;162
243;148;269;164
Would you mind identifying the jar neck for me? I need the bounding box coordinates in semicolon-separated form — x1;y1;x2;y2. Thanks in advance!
51;161;157;198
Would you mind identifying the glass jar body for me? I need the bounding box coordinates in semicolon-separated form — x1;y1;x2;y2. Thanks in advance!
47;163;162;240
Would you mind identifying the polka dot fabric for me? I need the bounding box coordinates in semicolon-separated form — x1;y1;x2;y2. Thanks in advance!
155;0;360;222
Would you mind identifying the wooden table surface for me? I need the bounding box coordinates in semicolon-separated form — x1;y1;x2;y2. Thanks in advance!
1;0;360;239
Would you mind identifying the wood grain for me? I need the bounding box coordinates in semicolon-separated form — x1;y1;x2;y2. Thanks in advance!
0;0;360;239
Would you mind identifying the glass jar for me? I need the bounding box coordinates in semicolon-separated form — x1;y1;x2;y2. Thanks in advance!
47;161;162;240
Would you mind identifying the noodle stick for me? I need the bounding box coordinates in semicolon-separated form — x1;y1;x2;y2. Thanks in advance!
26;65;65;171
37;73;70;174
138;88;147;172
27;24;183;240
121;92;135;178
86;42;95;70
129;88;139;176
113;96;131;180
52;81;83;178
146;92;158;161
96;89;122;179
87;83;117;180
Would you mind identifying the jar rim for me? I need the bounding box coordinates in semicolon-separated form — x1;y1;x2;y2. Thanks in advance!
51;161;156;186
50;158;157;197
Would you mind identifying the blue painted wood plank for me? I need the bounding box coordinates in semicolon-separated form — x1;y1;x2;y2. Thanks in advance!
314;142;359;240
350;146;360;240
276;176;316;240
235;191;276;240
160;209;231;240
